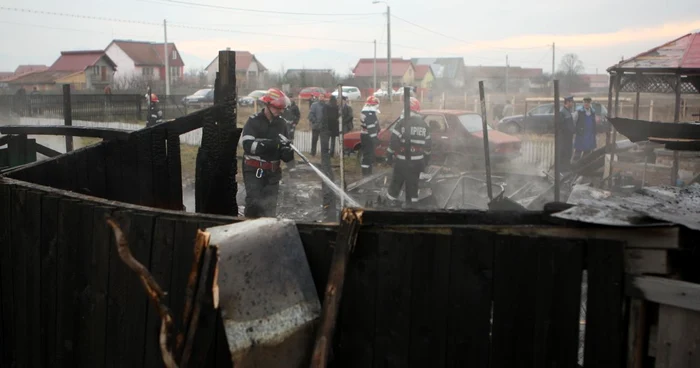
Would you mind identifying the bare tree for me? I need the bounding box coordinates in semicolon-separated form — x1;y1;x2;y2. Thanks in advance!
557;54;586;93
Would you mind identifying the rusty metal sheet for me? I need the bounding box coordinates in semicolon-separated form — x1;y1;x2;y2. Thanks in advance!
615;33;694;69
552;183;700;230
610;118;700;143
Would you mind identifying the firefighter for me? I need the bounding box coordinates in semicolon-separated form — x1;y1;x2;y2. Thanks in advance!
240;88;295;218
360;95;380;176
145;93;163;127
386;97;431;207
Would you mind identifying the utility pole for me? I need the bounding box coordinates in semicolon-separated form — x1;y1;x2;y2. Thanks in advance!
373;39;377;92
551;42;555;85
505;54;509;96
164;19;170;96
387;5;392;101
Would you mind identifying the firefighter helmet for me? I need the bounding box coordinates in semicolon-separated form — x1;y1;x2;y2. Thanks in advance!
365;96;379;106
259;88;289;109
145;93;159;103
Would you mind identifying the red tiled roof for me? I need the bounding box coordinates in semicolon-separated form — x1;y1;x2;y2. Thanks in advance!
14;65;48;75
414;65;432;80
0;72;14;81
108;40;185;67
206;51;268;72
353;58;413;78
5;70;77;84
611;32;700;70
49;50;116;72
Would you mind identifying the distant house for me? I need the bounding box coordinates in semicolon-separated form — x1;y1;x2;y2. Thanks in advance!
411;57;466;88
206;51;267;91
580;74;609;92
465;66;543;93
413;65;435;89
352;58;415;90
105;40;185;87
6;51;116;91
284;69;335;90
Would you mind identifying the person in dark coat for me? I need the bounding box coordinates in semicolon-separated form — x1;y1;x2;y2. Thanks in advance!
557;96;575;171
323;96;340;158
572;97;597;161
308;94;325;156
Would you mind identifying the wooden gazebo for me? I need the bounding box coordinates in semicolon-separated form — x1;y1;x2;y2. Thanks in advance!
606;32;700;185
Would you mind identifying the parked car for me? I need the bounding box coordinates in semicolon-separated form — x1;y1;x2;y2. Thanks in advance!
238;90;268;106
331;86;362;101
343;109;521;167
298;87;329;100
182;88;214;107
496;102;609;134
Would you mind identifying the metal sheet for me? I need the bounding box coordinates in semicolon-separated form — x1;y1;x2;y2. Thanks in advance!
552;183;700;230
610;118;700;143
613;33;694;69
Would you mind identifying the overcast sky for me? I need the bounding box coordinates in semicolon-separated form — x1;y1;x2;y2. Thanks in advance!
1;0;699;76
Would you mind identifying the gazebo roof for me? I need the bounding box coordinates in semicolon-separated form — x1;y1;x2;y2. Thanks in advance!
607;32;700;94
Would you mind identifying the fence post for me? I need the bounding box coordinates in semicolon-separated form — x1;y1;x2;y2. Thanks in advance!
649;100;654;121
62;84;73;152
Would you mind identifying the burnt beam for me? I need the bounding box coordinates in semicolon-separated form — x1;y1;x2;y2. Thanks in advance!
0;126;131;140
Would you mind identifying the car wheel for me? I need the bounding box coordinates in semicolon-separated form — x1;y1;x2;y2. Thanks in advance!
504;123;520;134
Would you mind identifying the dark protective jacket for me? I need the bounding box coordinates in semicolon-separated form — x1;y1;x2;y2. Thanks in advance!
323;104;340;137
360;108;379;140
283;101;301;125
342;104;354;133
240;110;292;167
388;115;432;164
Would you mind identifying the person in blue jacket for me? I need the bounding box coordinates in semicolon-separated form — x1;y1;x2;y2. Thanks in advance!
572;97;597;161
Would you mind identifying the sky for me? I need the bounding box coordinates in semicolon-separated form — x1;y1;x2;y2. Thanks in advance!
1;0;699;77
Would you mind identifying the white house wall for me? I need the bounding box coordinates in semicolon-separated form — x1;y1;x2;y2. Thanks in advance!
105;44;136;83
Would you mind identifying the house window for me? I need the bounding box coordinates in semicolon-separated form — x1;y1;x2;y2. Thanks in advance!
170;67;180;78
93;65;100;76
142;67;154;77
172;50;177;60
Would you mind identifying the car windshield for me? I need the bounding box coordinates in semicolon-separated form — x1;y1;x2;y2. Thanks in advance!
342;87;355;92
193;89;211;96
458;114;490;133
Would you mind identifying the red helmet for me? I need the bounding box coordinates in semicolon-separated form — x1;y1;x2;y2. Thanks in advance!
259;88;289;109
409;97;421;113
145;93;159;103
365;96;379;106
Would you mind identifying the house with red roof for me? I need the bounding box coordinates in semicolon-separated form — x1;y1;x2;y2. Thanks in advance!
465;65;544;93
352;58;415;90
413;64;435;89
105;39;185;87
6;51;116;91
205;51;268;91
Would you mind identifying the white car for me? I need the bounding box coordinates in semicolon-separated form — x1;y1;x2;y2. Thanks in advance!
331;86;362;101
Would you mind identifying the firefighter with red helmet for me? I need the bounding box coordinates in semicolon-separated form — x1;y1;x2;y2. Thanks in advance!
145;92;163;127
360;95;380;176
240;88;295;218
386;97;431;206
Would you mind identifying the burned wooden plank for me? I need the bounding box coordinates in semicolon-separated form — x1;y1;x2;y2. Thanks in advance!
77;205;112;367
334;231;378;368
169;219;201;359
143;216;177;368
55;199;81;367
445;228;494;367
104;139;125;203
299;228;336;300
0;125;131;140
625;249;669;275
85;142;108;198
152;128;170;210
654;305;700;368
373;231;415;368
105;211;155;368
181;244;218;368
24;191;43;368
536;239;584;367
136;131;155;207
491;235;539;367
35;143;62;158
626;276;700;312
408;232;451;367
182;229;209;348
166;130;183;210
311;209;363;368
626;299;649;368
10;187;29;367
584;239;625;367
72;143;90;196
120;136;140;205
0;184;14;364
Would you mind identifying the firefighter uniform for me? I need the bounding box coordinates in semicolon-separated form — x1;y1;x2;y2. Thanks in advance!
360;106;379;176
241;109;294;218
386;115;432;205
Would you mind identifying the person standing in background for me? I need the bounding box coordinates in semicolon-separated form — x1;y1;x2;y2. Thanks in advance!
308;93;325;156
572;97;597;160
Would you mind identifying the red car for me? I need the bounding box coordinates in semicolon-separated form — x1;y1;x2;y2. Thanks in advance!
343;109;522;167
298;87;330;100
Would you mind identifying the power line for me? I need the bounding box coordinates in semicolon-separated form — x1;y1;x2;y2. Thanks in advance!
139;0;381;16
0;7;160;26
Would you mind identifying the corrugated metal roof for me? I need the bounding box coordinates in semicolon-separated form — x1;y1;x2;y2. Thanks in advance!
610;32;700;70
110;40;185;67
353;58;413;78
